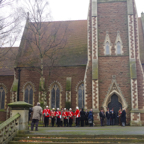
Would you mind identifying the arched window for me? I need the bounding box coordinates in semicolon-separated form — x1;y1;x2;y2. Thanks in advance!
78;83;84;109
116;41;121;55
105;42;110;55
0;87;5;109
51;84;60;108
24;85;33;104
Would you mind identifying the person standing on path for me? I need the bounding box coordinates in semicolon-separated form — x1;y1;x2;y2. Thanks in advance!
85;109;89;125
68;108;73;127
99;109;105;126
56;108;61;127
118;108;122;126
121;108;126;126
88;109;94;127
106;108;110;126
31;102;42;131
60;108;64;126
110;109;115;125
51;108;56;127
43;106;51;127
62;108;68;127
80;108;85;127
75;107;80;127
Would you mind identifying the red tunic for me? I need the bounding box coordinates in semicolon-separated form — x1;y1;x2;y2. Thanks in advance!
62;111;68;119
42;109;51;117
51;111;56;118
56;111;61;118
75;109;80;118
68;111;73;119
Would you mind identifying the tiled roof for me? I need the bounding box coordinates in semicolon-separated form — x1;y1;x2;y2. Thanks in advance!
138;18;144;64
17;20;87;67
0;47;18;75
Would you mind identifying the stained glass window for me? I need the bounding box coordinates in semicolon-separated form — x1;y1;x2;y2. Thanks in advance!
24;85;33;104
51;84;60;108
106;42;110;55
117;41;121;55
0;87;5;109
78;83;84;109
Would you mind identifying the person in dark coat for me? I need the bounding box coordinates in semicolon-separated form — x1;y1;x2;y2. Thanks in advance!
85;109;89;125
88;109;93;127
29;107;33;121
106;108;110;126
80;108;85;127
110;109;115;125
121;108;126;126
99;109;105;126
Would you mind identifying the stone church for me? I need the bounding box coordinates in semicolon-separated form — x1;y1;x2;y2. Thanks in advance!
0;0;144;125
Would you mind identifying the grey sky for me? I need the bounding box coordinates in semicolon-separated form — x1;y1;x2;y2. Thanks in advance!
48;0;143;21
1;0;144;47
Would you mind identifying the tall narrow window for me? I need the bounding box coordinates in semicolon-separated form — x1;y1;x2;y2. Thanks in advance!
105;42;110;55
116;41;121;55
24;85;33;104
78;83;84;109
0;87;5;109
115;31;123;55
51;84;60;108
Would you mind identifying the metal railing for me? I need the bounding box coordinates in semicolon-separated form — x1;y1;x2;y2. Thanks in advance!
0;113;20;144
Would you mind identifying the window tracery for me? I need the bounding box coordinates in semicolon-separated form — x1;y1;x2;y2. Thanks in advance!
0;87;5;109
24;85;33;104
51;84;60;108
115;31;123;55
78;83;84;109
103;31;112;55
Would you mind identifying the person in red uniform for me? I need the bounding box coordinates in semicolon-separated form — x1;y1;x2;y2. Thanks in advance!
62;108;68;127
42;106;51;127
51;108;56;127
75;106;80;127
56;108;61;127
68;108;73;127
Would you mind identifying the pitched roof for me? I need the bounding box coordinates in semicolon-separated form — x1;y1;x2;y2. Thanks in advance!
17;20;87;67
138;18;144;64
0;47;18;75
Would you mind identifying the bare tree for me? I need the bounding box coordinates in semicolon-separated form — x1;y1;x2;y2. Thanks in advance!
16;0;69;107
0;0;22;58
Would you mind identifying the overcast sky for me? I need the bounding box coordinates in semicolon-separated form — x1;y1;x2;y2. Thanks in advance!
48;0;143;21
1;0;144;47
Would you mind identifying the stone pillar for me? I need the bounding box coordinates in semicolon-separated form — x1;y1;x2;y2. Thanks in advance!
8;101;33;132
141;13;144;34
66;77;72;109
91;0;100;125
127;0;141;126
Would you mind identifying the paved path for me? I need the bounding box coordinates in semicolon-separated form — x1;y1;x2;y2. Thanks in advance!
29;126;144;135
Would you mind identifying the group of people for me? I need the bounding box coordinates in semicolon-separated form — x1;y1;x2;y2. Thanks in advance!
42;106;94;127
31;102;94;131
99;108;126;127
30;102;126;131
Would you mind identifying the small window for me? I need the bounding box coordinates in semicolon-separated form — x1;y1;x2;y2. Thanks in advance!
78;83;84;109
24;85;33;104
51;84;60;108
115;31;123;55
0;87;5;109
117;41;121;55
106;42;110;55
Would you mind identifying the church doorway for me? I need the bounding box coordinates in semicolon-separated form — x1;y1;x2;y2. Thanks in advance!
108;94;122;125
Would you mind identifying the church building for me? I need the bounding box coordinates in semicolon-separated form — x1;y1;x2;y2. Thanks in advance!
0;0;144;126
